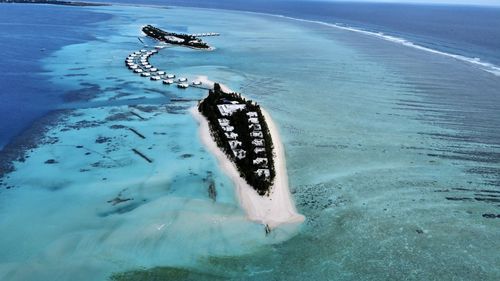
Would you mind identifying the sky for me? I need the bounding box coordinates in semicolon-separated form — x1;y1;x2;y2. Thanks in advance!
326;0;500;6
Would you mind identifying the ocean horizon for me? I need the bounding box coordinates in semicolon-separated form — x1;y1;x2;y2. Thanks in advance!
0;1;499;280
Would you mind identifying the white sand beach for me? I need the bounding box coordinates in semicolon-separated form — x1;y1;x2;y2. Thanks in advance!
191;106;305;229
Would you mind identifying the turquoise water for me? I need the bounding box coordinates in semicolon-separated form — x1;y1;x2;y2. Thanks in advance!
0;4;499;281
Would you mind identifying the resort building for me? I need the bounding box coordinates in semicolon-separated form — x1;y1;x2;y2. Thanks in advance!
248;117;259;124
233;149;246;160
221;125;235;132
225;132;238;140
218;118;230;127
249;123;262;131
253;158;268;167
165;36;185;43
217;104;246;116
256;169;271;178
246;112;258;118
254;147;266;154
252;139;265;146
229;140;242;149
250;131;263;138
177;83;189;89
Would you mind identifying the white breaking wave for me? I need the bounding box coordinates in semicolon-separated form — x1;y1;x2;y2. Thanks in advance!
243;11;500;77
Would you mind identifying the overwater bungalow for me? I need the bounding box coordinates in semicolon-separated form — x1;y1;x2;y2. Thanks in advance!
163;79;174;84
141;72;151;77
150;76;161;81
134;68;143;73
192;80;202;86
150;68;158;72
177;82;189;88
166;74;175;79
157;71;165;75
178;77;187;82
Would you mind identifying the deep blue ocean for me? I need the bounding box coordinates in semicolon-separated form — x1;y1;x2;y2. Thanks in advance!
0;4;110;148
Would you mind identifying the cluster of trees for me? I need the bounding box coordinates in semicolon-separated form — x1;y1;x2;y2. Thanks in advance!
142;25;210;49
198;84;276;195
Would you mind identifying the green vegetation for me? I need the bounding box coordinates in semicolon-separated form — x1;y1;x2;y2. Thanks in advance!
198;84;276;195
142;25;211;49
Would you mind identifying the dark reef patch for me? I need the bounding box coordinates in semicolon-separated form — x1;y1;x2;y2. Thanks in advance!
0;110;69;180
63;83;101;102
44;159;58;164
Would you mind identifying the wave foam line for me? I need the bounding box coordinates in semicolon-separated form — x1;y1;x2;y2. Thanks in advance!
243;11;500;77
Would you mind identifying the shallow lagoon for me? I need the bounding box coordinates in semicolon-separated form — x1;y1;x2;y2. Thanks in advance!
0;4;499;281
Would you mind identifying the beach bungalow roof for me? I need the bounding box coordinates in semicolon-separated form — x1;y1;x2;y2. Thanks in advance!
248;117;259;124
225;132;238;140
233;149;246;160
251;131;263;138
222;125;235;132
254;147;266;154
246;112;258;118
249;123;262;131
256;169;270;178
229;140;242;149
217;104;246;116
253;158;268;166
252;139;264;146
165;36;185;43
218;118;230;126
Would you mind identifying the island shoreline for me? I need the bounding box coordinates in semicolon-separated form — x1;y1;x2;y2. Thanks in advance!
190;104;304;229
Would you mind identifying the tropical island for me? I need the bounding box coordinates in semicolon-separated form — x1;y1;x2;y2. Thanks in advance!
0;0;108;6
123;31;303;228
142;25;214;50
198;84;276;195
